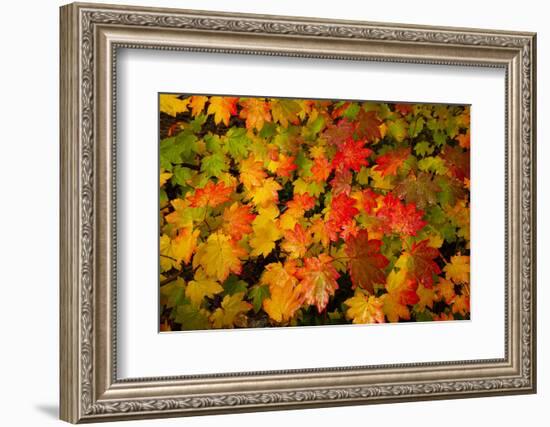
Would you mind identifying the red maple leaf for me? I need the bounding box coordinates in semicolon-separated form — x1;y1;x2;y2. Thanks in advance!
286;193;316;213
322;119;355;148
376;193;427;236
355;109;382;142
406;239;441;288
345;230;389;293
332;138;372;172
311;156;333;182
374;147;411;177
188;181;233;208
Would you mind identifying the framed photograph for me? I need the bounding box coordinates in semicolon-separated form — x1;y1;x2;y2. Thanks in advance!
60;2;537;423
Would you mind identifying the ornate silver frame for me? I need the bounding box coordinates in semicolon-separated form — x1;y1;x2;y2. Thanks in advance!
60;2;537;423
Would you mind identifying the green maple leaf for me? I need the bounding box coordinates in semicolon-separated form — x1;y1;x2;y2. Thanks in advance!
201;152;227;177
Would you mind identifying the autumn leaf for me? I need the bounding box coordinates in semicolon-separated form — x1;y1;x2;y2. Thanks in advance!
394;172;441;210
222;202;256;241
239;98;272;132
444;255;470;284
270;99;301;127
344;290;385;324
376;193;427;236
240;156;267;190
248;177;282;207
185;269;223;306
188;95;208;117
332;138;373;172
263;283;304;323
171;226;199;265
210;292;252;328
355;109;382;142
165;198;194;230
311;156;333;182
374;147;411;177
345;230;389;293
160;94;189;117
281;223;311;259
193;232;246;281
397;239;441;288
249;218;282;258
297;254;340;313
381;292;410;322
207;96;238;126
187;181;233;208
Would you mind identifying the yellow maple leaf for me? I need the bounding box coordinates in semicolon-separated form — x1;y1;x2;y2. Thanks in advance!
381;292;410;322
159;94;189;117
249;219;282;257
239;156;267;190
248;178;282;207
159;234;178;272
261;261;304;323
188;95;208;117
451;293;470;316
416;284;436;311
193;232;246;281
171;226;199;265
207;96;238;126
263;283;304;323
239;98;272;132
210;292;252;328
344;290;385;324
436;278;455;304
444;255;470;284
185;269;223;306
165;198;194;230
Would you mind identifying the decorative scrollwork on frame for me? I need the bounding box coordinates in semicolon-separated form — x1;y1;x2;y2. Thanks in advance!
76;7;535;418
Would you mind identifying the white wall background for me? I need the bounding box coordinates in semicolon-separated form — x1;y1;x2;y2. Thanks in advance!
0;0;545;425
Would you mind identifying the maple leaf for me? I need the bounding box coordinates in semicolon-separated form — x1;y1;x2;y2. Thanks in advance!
171;226;200;265
261;261;304;323
376;193;427;236
297;254;340;313
281;223;311;259
210;292;252;328
207;96;238;126
456;132;470;149
188;95;208;117
187;181;233;208
239;156;267;190
185;268;223;306
351;188;378;214
344;290;385;324
249;218;282;258
165;198;193;230
444;255;470;284
394;172;441;210
159;234;178;272
332;138;373;172
416;284;436;311
270;99;301;127
436;278;456;304
329;168;353;196
381;292;410;322
239;98;272;132
345;230;389;293
274;154;297;178
355;109;382;142
396;239;441;288
374;147;411;177
222;202;256;241
394;103;413;116
248;177;282;207
322;118;355;147
310;155;333;182
193;232;246;281
329;193;359;228
385;268;419;306
159;94;189;117
451;293;470;316
263;283;304;323
441;145;470;180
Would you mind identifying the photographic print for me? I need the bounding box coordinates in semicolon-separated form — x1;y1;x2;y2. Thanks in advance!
159;94;471;331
